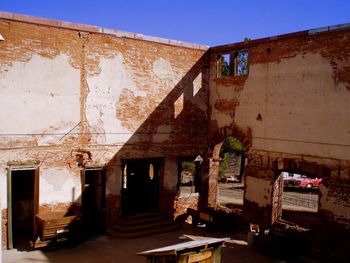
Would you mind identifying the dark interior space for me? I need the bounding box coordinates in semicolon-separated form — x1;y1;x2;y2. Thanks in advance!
122;159;160;216
11;169;35;250
82;169;106;235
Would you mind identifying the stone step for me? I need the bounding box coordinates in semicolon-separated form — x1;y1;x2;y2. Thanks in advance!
108;212;180;239
109;222;180;239
118;212;167;227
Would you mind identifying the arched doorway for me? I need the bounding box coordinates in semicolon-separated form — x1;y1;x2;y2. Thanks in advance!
216;137;246;209
206;125;252;208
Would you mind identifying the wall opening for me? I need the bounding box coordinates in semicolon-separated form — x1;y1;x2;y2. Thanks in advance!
81;167;106;235
177;157;198;198
217;53;230;77
216;50;249;78
121;159;161;216
281;171;322;213
217;137;245;209
7;167;39;250
233;50;249;76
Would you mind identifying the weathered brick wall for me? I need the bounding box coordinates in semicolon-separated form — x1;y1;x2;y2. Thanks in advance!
174;196;199;219
0;13;209;247
208;27;350;227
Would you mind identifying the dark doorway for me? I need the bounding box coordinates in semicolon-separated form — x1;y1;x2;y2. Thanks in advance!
122;159;161;216
82;168;106;235
8;168;38;250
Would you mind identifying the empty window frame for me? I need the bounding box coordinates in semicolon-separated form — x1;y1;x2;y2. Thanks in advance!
217;50;249;78
217;53;231;77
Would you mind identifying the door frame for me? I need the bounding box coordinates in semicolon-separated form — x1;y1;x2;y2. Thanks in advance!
81;166;106;233
121;158;163;216
7;165;39;249
271;173;283;225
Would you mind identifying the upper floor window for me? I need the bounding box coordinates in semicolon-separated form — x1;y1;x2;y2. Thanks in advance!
217;50;249;78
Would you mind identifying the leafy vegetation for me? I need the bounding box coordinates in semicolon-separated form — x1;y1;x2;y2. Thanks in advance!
236;50;248;76
219;137;245;179
183;161;195;173
218;54;230;77
219;137;245;158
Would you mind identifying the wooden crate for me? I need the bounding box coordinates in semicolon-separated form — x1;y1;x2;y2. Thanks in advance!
33;211;80;248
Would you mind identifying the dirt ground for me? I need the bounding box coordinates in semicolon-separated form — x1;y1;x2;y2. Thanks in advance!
3;224;316;263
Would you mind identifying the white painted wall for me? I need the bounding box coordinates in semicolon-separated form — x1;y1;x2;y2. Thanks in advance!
39;167;81;204
0;54;80;145
86;54;135;145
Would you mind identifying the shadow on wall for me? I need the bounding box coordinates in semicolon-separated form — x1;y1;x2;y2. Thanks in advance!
105;50;211;218
3;50;211;254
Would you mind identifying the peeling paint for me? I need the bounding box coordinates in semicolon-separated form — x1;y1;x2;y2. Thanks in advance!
0;54;80;144
153;58;174;80
86;54;135;144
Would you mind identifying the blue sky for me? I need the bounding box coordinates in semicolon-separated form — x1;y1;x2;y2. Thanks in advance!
1;0;350;46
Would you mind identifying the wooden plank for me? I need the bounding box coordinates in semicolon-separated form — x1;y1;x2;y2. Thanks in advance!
188;250;212;262
6;168;13;249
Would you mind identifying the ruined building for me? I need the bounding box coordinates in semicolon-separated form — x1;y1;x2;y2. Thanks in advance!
1;11;349;253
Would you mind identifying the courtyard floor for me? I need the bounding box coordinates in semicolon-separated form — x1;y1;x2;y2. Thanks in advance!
2;223;317;263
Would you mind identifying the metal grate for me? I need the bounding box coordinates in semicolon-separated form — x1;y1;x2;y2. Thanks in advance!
282;190;319;212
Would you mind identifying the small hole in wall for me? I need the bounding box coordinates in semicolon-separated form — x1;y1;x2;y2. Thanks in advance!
256;113;262;121
267;47;272;53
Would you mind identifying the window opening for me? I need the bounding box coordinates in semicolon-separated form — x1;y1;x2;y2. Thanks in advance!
217;50;249;78
234;50;248;76
149;164;154;180
217;53;230;77
122;164;127;189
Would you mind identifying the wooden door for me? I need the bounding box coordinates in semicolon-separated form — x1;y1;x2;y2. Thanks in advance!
271;173;283;225
82;168;106;234
7;167;38;249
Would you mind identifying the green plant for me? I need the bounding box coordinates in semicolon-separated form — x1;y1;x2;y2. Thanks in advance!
183;161;195;173
220;137;245;158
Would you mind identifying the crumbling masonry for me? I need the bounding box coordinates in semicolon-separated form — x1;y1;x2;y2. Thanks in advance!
1;11;349;253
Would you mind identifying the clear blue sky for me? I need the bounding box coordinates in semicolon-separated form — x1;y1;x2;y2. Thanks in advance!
1;0;350;46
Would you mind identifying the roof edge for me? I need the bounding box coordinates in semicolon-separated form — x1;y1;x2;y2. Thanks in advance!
212;22;350;51
0;11;209;51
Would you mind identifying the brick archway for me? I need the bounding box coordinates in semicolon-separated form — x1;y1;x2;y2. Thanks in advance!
202;125;252;207
208;125;252;158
